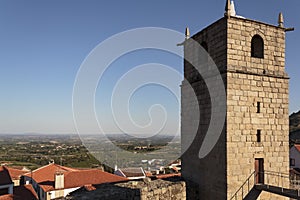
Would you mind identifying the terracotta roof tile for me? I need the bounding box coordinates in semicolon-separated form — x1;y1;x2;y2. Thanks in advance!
145;171;153;177
155;173;181;179
3;166;29;180
24;163;76;191
83;184;96;191
24;163;128;192
295;144;300;152
0;194;13;200
64;169;128;189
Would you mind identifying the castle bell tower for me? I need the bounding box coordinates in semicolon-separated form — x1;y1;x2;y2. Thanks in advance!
181;1;290;199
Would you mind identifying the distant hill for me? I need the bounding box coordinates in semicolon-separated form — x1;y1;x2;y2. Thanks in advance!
290;111;300;133
290;111;300;142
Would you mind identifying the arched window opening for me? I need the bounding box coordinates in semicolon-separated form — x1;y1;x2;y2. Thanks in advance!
251;35;264;58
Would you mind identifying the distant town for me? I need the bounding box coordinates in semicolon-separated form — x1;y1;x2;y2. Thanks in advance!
0;134;182;200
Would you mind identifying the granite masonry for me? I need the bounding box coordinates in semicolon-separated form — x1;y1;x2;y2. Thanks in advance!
65;178;186;200
181;2;290;200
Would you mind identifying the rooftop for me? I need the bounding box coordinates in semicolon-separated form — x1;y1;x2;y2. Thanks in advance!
24;163;128;192
294;144;300;152
3;166;29;180
116;167;146;178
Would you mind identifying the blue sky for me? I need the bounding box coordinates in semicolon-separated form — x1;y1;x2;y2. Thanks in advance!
0;0;299;134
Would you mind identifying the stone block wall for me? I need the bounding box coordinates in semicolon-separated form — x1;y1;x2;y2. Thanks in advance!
182;15;289;200
137;179;186;200
227;17;286;76
65;179;186;200
181;17;228;200
226;17;289;200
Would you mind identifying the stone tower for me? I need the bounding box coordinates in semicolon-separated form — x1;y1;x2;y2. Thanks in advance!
181;1;290;199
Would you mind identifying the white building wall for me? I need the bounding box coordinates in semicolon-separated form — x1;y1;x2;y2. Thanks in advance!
49;187;80;199
63;187;80;197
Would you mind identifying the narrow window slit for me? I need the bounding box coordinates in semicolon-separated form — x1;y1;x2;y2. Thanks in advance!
257;102;261;113
256;130;261;142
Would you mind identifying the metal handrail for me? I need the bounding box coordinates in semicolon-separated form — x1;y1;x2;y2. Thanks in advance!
230;171;256;200
260;170;300;190
231;170;300;200
290;171;300;187
260;170;300;198
258;170;289;193
230;170;300;200
262;170;290;178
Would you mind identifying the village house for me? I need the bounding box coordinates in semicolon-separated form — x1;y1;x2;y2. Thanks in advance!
4;166;29;186
0;167;13;196
0;166;38;200
22;163;127;200
290;144;300;169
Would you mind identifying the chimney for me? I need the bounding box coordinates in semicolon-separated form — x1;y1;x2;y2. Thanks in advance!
54;171;64;189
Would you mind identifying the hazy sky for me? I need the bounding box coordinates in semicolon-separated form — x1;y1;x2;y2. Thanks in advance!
0;0;299;134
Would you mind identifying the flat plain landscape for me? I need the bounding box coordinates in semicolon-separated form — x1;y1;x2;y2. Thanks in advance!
0;133;180;171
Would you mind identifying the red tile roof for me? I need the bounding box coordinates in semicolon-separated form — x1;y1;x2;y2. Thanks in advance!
0;167;13;185
64;169;127;189
24;163;128;192
24;163;76;184
145;171;153;177
0;194;13;200
295;144;300;152
3;166;29;180
155;173;181;179
83;184;96;191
